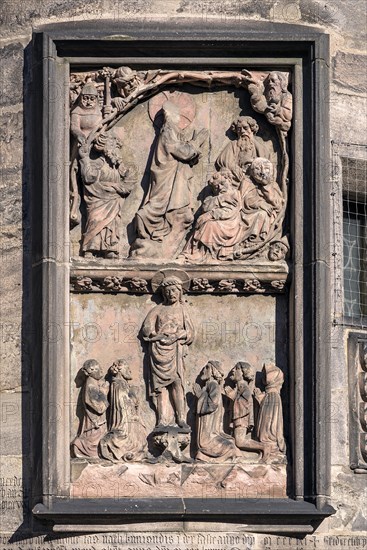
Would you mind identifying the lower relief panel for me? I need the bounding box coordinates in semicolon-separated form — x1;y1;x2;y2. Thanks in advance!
70;292;289;499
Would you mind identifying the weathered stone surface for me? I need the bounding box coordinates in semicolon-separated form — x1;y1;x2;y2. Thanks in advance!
0;226;24;391
332;51;367;94
329;466;367;531
0;392;29;455
0;0;151;34
0;111;23;172
177;0;273;19
0;455;30;532
330;93;367;146
330;389;348;465
0;44;23;108
71;461;287;498
0;169;22;226
299;0;367;50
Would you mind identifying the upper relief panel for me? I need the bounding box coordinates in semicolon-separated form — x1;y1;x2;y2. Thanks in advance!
69;68;292;272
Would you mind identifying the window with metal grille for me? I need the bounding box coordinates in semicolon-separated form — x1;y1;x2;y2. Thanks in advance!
342;153;367;327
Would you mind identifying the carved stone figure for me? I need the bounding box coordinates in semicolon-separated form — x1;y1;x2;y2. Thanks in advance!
79;132;137;258
110;66;143;99
100;359;146;462
194;361;240;462
70;82;103;145
142;272;194;428
233;157;285;259
268;236;289;261
225;362;270;461
244;71;293;133
183;170;243;262
216;116;275;185
254;363;286;458
71;359;109;459
70;82;104;226
130;100;208;259
240;158;284;241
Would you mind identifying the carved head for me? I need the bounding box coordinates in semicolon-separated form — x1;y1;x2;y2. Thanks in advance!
231;361;254;383
250;157;274;186
262;363;284;390
201;360;224;382
115;66;138;83
94;133;123;165
161;276;183;304
162;101;181;126
82;359;103;380
209;169;233;195
231;116;259;139
110;359;132;380
264;72;288;102
80;83;99;109
268;239;289;261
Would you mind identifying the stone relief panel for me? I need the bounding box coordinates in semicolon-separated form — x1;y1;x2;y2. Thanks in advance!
70;269;289;498
69;67;292;283
349;336;367;473
68;66;292;499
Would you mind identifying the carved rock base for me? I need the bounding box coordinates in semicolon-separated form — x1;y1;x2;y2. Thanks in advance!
70;461;287;498
151;426;192;464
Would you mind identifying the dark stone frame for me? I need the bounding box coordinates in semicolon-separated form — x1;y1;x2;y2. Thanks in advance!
29;20;334;533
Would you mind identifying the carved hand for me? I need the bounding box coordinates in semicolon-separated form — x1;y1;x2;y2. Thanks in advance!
224;385;235;400
78;144;90;158
192;128;208;148
111;97;126;112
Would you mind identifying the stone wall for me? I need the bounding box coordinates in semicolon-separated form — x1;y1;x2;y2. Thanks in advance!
0;0;366;548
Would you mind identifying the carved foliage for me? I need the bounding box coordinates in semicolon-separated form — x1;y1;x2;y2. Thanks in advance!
359;344;367;464
71;275;288;294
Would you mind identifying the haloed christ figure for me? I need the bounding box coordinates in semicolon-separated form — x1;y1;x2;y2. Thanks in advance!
142;276;195;429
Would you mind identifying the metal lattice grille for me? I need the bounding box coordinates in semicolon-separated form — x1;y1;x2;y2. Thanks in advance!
341;147;367;327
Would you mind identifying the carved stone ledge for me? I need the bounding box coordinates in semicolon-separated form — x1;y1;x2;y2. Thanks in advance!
33;499;335;534
70;261;290;294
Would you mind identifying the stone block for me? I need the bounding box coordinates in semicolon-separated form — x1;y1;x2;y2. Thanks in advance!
0;43;24;108
333;51;367;94
0;392;29;456
330;389;348;465
177;0;271;19
329;466;367;532
298;0;367;50
0;227;24;392
330;92;367;146
0;111;23;172
0;455;30;533
0;169;22;226
0;0;117;34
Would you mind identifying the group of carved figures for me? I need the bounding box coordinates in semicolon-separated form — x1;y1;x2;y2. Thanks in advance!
70;68;291;263
72;358;147;462
72;272;286;464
